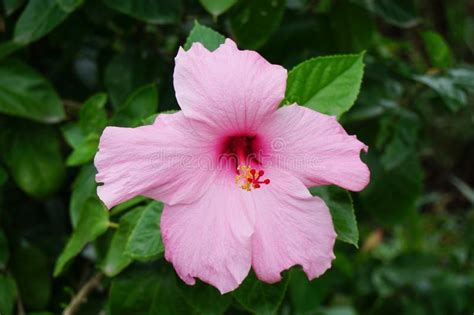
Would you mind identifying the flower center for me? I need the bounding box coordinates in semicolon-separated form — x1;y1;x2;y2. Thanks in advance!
220;136;270;191
235;165;270;191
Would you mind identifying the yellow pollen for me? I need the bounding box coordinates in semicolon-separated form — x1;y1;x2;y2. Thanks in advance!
235;165;270;191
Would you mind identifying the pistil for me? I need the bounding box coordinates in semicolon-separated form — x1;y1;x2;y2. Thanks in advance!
232;138;270;191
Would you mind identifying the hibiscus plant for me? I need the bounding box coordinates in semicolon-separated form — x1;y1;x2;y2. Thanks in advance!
0;1;473;315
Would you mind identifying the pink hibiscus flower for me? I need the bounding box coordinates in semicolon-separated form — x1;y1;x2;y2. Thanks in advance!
95;39;370;293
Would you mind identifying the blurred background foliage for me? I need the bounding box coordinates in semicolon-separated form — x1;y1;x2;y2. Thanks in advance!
0;0;474;314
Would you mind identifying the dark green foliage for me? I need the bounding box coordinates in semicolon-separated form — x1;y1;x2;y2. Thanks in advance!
0;59;64;122
0;0;473;314
230;0;286;49
2;120;65;198
112;83;159;127
10;244;51;309
310;186;358;247
54;197;109;276
233;272;290;315
108;264;193;315
102;0;181;24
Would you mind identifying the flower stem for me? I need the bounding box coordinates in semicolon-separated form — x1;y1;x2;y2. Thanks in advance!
62;272;103;315
108;221;119;229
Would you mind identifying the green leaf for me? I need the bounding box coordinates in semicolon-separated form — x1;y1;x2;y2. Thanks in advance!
351;0;419;28
380;136;413;171
230;0;286;49
0;41;23;60
55;0;83;12
421;31;453;68
113;84;158;127
105;51;154;108
2;120;65;198
413;74;467;111
0;274;17;315
141;113;159;125
0;229;9;269
198;0;237;17
360;152;423;225
11;244;51;309
448;65;474;92
66;133;99;166
289;268;331;315
54;197;109;276
103;0;182;24
285;53;365;117
330;1;375;53
79;93;108;135
310;186;358;247
378;112;420;171
13;0;70;44
177;280;232;315
0;166;7;186
124;201;164;260
319;306;358;315
101;207;145;277
3;0;25;15
233;271;289;315
184;21;225;51
108;266;192;315
62;122;85;149
69;164;97;227
139;110;177;126
64;94;107;166
109;196;148;217
0;59;65;123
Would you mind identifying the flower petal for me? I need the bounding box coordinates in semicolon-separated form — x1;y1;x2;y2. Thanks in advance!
161;176;255;294
95;111;216;208
250;167;336;282
259;104;370;191
174;38;287;134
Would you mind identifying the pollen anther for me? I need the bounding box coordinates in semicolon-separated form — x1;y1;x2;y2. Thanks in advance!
235;165;270;191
